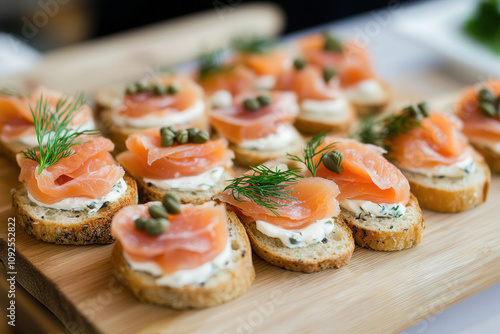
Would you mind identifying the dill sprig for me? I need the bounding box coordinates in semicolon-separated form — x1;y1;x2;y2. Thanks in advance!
224;164;303;216
287;133;337;177
231;35;276;54
0;87;22;98
21;92;100;174
355;103;426;148
197;49;233;80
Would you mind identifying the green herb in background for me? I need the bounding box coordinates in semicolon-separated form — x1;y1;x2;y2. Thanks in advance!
464;0;500;54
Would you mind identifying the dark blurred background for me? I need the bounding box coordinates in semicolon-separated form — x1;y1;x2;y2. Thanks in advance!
0;0;414;51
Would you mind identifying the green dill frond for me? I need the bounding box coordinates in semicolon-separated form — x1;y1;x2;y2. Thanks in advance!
224;164;303;216
231;35;276;54
287;133;336;177
197;49;231;80
21;92;100;174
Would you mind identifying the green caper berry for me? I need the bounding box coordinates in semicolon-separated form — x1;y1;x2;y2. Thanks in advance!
404;105;422;119
478;88;495;103
191;130;210;144
160;126;176;137
167;84;179;94
323;67;336;82
161;136;174;147
323;33;343;52
87;202;96;209
125;84;138;95
176;129;189;144
134;217;149;230
187;128;199;141
145;218;169;236
256;95;271;107
293;58;306;70
323;150;344;174
417;101;430;117
289;236;300;245
496;97;500;116
136;81;150;92
153;84;167;96
148;205;168;219
479;101;496;118
243;98;260;111
162;193;182;214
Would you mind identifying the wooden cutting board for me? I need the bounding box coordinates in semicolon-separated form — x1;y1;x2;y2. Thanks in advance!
0;5;499;333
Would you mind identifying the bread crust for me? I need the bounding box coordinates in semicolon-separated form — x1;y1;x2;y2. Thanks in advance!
402;159;491;213
112;210;255;309
341;194;425;251
471;142;500;173
130;167;233;204
244;218;354;273
230;126;304;167
347;81;391;116
293;103;357;135
12;175;138;245
0;137;25;163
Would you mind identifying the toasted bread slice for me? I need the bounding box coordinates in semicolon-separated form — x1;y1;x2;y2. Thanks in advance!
230;126;304;167
345;81;391;116
0;138;28;163
341;194;424;251
94;85;123;114
12;175;138;245
112;210;255;309
244;217;354;273
129;167;233;204
100;108;210;152
471;142;500;173
401;158;490;213
293;104;357;135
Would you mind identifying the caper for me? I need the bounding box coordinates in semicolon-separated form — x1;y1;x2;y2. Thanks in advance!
153;84;167;96
256;95;271;107
243;98;260;111
293;58;306;70
87;202;96;209
136;81;150;92
167;84;179;94
160;125;176;137
479;101;496;118
161;136;174;147
323;33;343;52
323;150;344;174
125;84;137;95
478;88;495;103
187;128;198;139
496;97;500;116
145;218;169;236
176;129;189;144
289;235;300;245
404;104;422;119
134;217;149;230
191;130;210;144
162;193;182;214
323;67;336;82
148;205;168;219
417;101;430;117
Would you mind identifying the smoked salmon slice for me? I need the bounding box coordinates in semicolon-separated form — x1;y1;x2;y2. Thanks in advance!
387;113;475;170
118;74;204;119
196;64;256;96
315;138;410;205
456;81;500;143
17;136;124;204
111;201;228;274
297;33;375;87
217;176;340;230
209;91;299;144
235;51;290;77
116;128;233;179
0;88;94;141
276;64;342;101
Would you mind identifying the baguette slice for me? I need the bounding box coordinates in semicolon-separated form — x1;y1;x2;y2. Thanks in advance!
0;138;29;163
345;81;391;116
12;175;138;245
100;108;210;152
244;217;354;273
129;167;233;204
401;158;490;213
112;210;255;309
471;142;500;173
230;126;304;167
341;194;424;251
293;104;357;135
94;85;123;114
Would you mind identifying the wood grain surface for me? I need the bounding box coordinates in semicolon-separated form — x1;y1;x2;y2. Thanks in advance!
0;4;499;334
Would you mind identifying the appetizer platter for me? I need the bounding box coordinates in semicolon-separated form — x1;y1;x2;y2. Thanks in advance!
0;11;500;334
